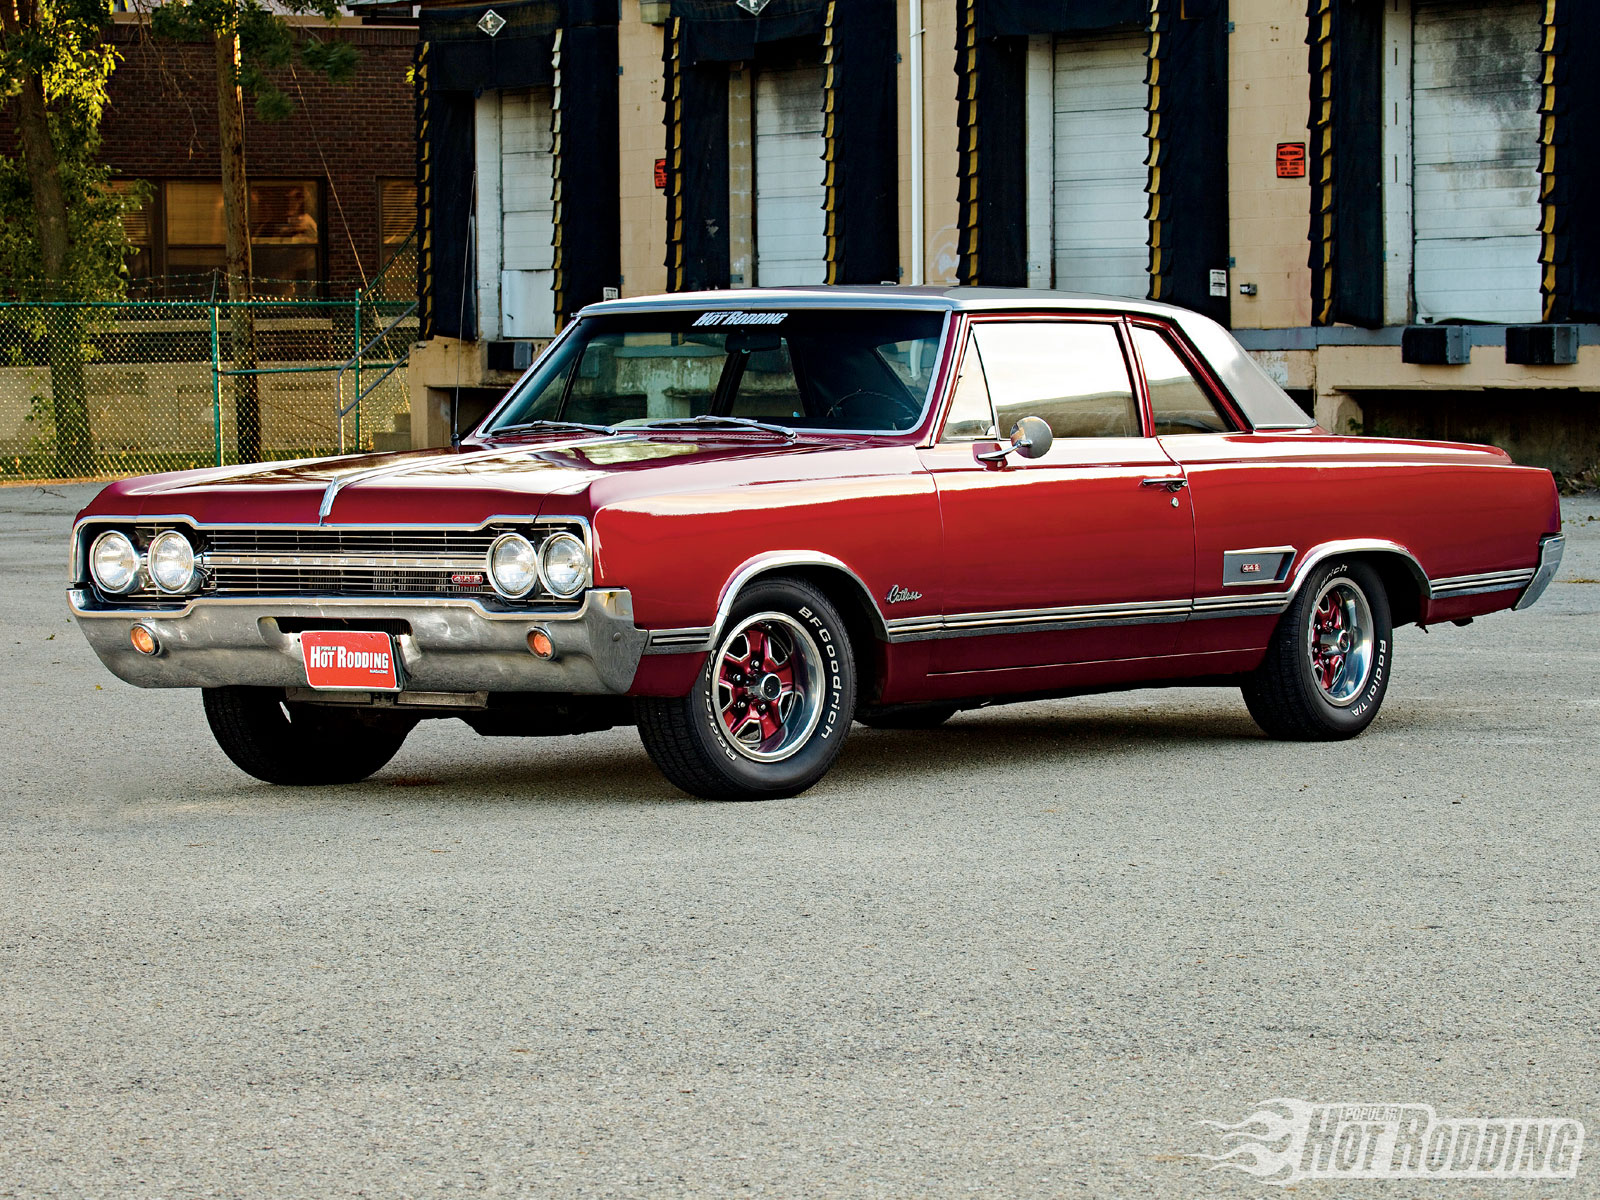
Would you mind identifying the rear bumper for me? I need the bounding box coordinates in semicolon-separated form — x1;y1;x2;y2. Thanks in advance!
69;588;649;695
1514;533;1565;611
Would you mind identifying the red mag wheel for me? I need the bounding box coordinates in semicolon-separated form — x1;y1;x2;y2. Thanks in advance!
713;612;825;762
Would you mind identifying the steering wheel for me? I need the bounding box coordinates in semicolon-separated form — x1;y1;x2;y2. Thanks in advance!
819;388;922;427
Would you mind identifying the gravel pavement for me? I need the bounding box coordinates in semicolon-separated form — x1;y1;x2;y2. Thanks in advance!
1;482;1597;1199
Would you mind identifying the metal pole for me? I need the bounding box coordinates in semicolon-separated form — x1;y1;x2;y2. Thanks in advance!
353;292;362;453
210;302;224;466
910;0;925;286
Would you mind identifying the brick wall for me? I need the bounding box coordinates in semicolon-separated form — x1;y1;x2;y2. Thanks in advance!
0;21;417;290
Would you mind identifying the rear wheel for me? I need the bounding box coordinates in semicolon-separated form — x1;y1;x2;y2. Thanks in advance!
203;687;415;785
1242;560;1392;740
635;578;856;800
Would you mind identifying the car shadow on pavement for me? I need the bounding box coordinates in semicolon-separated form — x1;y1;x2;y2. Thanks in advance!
183;693;1456;806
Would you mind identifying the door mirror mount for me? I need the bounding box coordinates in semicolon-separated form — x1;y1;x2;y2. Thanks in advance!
976;415;1053;464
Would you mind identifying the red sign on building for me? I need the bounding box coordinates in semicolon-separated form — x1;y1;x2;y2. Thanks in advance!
1276;142;1307;178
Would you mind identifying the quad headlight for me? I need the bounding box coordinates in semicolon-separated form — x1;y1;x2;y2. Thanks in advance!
89;530;140;594
148;529;200;594
488;532;540;599
540;532;589;598
486;529;590;600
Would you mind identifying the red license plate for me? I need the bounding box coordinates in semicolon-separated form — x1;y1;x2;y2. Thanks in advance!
300;630;401;691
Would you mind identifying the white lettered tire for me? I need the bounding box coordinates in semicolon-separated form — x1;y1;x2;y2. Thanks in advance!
635;577;857;800
1242;560;1393;740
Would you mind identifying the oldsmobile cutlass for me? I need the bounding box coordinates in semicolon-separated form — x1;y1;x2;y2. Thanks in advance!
69;288;1565;799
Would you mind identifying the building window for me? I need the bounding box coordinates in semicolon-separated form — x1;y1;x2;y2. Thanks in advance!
114;179;325;297
376;178;417;300
379;179;417;262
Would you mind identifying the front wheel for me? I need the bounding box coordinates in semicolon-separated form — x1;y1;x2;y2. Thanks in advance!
203;687;415;785
635;578;856;800
1242;560;1393;740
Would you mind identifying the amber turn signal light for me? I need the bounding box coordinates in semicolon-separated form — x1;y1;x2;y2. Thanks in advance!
526;628;554;660
129;625;159;656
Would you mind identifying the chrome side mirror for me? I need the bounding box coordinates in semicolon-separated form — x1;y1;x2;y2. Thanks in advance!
977;416;1053;463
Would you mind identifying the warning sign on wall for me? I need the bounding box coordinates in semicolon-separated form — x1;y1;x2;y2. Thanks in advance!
1276;143;1307;179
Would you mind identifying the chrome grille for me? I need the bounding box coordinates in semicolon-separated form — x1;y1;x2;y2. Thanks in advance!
110;524;580;604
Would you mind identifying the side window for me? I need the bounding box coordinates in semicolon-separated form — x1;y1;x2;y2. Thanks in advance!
939;334;997;441
973;322;1140;439
1133;325;1233;435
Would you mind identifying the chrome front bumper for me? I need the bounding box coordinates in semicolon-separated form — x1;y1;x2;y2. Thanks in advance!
1514;533;1565;611
69;588;649;694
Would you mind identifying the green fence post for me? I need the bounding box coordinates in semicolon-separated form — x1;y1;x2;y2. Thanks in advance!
210;302;224;467
353;292;362;452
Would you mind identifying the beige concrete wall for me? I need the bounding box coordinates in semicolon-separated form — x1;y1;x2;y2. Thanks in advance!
1227;0;1314;330
728;66;754;287
1321;345;1600;393
920;0;962;284
897;0;961;285
618;12;667;298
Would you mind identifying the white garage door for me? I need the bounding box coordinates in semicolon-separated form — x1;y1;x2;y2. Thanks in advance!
754;64;826;286
1052;31;1149;298
1412;0;1541;323
477;87;554;339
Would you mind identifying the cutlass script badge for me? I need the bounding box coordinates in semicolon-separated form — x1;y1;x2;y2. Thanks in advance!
885;585;923;604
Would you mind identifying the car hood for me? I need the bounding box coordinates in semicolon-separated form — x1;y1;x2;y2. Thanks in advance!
76;434;896;527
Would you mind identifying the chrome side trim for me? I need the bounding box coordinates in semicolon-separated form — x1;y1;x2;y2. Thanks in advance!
643;553;894;657
1430;568;1538;599
885;598;1194;643
1513;533;1564;611
1190;593;1294;620
713;552;891;640
1285;539;1431;600
645;626;715;654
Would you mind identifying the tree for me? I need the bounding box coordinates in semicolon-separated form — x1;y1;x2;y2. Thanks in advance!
150;0;355;462
0;0;136;477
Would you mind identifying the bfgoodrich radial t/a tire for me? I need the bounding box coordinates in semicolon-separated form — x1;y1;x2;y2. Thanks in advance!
635;578;857;800
203;687;415;785
1242;559;1393;741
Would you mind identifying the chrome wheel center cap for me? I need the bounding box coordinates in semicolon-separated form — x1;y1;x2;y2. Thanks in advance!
758;673;783;701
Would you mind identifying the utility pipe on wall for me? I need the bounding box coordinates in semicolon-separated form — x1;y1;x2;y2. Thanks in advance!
909;0;925;286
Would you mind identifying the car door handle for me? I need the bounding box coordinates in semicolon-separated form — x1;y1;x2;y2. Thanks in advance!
1140;476;1188;492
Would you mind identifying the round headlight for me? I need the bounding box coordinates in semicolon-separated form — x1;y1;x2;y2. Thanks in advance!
89;530;140;594
148;530;199;594
540;532;589;598
488;532;539;598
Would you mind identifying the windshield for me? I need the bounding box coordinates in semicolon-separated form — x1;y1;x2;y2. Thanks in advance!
487;309;948;434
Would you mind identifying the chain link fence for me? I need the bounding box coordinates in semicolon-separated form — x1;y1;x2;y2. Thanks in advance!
0;254;418;483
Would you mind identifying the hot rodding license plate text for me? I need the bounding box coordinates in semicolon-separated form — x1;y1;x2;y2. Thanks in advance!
300;631;401;691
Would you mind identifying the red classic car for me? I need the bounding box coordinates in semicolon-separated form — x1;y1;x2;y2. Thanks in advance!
69;288;1564;799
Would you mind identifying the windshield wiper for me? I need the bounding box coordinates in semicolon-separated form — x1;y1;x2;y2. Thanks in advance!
633;414;798;440
496;419;620;436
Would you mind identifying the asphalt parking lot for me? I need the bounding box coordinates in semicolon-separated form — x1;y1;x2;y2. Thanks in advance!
2;482;1597;1198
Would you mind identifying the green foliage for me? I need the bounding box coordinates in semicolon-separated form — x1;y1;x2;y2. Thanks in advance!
0;135;147;299
0;0;142;299
0;0;118;122
150;0;359;123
